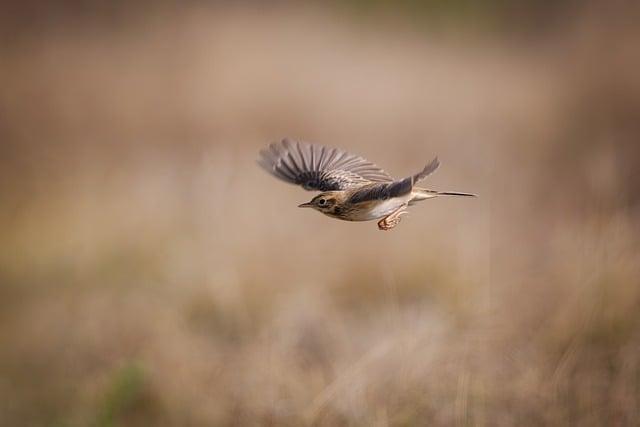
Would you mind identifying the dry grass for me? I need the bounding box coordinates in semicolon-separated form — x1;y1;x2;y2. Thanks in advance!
1;2;640;426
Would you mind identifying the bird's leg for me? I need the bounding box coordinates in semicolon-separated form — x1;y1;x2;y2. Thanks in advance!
377;205;409;231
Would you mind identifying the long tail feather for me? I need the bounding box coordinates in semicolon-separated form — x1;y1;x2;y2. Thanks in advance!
436;191;476;197
409;188;476;204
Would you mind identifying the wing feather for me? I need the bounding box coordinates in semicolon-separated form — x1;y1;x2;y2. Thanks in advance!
258;138;393;191
348;157;440;203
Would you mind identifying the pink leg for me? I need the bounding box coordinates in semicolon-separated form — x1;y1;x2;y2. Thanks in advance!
377;205;408;231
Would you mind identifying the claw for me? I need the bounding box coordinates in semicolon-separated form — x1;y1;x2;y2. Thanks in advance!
377;205;408;231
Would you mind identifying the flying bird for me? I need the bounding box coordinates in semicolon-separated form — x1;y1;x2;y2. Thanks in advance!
258;138;475;230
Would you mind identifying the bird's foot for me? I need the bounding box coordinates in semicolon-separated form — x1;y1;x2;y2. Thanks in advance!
377;207;408;231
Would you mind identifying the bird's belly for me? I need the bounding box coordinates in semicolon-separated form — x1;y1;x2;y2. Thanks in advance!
350;196;411;221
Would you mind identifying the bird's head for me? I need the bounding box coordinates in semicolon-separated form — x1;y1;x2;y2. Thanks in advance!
298;192;339;214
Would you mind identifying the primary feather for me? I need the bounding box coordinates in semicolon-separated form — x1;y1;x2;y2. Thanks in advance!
258;138;393;191
347;157;440;203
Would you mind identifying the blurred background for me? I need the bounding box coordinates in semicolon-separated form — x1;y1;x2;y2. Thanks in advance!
1;1;640;425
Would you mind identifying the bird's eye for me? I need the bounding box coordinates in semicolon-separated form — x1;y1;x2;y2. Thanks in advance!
318;199;326;206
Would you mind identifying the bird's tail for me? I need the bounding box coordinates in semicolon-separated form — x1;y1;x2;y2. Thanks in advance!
433;191;476;197
410;187;477;204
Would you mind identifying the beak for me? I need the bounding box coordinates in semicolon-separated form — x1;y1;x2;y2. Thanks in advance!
298;201;314;208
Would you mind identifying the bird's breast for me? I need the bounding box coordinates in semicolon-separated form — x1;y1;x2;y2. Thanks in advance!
335;195;411;221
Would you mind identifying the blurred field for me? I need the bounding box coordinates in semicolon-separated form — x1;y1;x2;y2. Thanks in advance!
1;1;640;426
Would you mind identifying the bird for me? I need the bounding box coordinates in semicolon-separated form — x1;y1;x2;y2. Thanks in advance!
258;138;475;231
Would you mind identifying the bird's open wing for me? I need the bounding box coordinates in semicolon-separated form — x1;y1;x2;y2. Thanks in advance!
258;138;393;191
348;157;440;203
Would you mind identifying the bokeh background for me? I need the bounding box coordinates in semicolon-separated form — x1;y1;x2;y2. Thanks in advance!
2;1;640;425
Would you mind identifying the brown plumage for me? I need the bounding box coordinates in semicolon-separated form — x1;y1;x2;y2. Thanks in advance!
259;138;475;230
